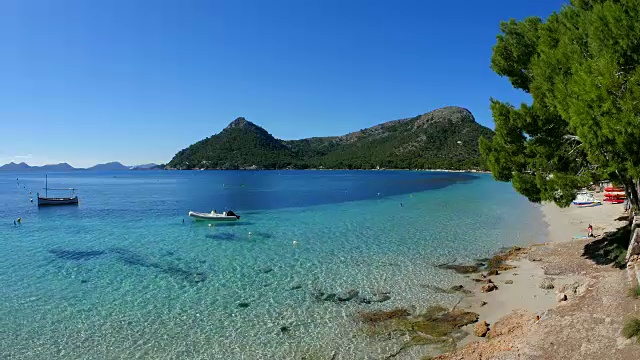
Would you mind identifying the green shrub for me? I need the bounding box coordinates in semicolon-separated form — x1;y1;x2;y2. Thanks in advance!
622;318;640;341
628;285;640;298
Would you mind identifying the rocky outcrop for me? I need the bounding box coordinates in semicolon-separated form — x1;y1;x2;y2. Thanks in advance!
475;321;490;337
481;283;498;293
540;277;555;290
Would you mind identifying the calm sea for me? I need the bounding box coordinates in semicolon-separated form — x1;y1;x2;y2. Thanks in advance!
0;170;544;359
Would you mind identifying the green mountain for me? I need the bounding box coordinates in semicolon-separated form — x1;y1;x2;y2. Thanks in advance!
167;106;494;170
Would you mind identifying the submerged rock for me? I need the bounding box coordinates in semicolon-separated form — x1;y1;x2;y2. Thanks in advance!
311;289;326;301
322;293;337;302
358;308;412;323
237;302;250;308
556;293;568;302
357;305;479;355
487;269;499;276
437;263;482;274
289;284;302;291
371;293;391;303
190;272;207;283
336;289;359;302
505;280;514;284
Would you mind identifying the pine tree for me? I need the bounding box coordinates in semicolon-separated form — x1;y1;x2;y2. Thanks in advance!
482;0;640;207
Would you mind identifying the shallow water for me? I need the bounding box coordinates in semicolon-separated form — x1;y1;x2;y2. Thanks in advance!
0;170;544;359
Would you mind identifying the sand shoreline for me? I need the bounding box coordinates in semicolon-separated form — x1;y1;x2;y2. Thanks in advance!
433;195;640;359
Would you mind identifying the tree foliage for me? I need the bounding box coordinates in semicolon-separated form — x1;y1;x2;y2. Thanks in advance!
481;0;640;207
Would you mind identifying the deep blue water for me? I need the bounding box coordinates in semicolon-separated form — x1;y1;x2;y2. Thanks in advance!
0;170;545;359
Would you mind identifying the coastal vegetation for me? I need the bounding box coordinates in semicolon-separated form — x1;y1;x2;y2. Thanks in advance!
480;0;640;207
167;106;494;171
623;318;640;342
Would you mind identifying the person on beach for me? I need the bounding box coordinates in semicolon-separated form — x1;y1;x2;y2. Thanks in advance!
588;224;593;238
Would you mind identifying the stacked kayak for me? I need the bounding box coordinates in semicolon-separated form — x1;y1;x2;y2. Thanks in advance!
604;186;625;204
604;186;625;192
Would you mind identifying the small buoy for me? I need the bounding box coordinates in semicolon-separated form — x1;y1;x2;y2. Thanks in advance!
293;240;298;247
377;192;381;196
208;224;212;227
30;198;33;202
17;218;22;223
182;219;184;223
248;232;253;236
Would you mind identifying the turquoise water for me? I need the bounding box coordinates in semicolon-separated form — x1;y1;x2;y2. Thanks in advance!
0;171;544;359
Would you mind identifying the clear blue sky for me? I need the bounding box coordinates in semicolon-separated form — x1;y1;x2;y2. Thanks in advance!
0;0;567;167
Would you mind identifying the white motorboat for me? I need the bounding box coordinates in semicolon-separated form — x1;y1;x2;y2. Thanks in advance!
572;192;601;207
188;210;240;221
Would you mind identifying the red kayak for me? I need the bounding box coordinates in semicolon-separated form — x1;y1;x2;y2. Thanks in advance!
604;198;625;203
605;186;625;192
604;193;626;198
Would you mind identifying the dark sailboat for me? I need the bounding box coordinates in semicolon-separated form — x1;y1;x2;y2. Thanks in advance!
37;175;79;206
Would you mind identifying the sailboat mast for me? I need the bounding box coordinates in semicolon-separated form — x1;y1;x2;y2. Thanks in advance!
46;175;48;198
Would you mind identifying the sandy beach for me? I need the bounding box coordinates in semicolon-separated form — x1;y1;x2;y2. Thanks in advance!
436;197;640;359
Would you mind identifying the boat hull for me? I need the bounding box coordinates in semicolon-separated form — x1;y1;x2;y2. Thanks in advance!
572;201;601;207
188;211;239;221
37;196;79;206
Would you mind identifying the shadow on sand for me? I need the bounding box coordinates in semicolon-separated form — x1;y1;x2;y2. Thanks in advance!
582;225;630;269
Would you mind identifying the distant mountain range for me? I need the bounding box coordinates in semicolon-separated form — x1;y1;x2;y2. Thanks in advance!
2;106;493;172
0;161;164;171
167;106;494;170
